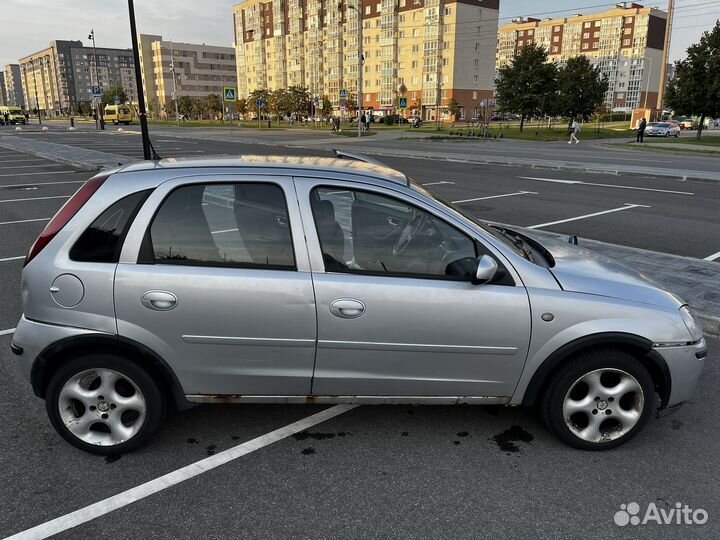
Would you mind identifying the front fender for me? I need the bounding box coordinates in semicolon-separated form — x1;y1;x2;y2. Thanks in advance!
511;289;689;406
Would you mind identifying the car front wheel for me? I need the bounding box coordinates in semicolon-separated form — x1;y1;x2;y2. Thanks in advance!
541;349;655;450
45;354;165;454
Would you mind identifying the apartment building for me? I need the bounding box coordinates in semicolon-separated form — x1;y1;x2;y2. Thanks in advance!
138;34;237;115
497;2;668;111
232;0;499;120
0;73;7;106
19;40;137;115
3;65;25;108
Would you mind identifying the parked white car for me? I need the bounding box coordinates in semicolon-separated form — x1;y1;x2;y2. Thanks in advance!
645;122;680;137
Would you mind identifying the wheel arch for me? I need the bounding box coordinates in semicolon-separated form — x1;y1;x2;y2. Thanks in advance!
31;334;192;411
520;332;671;409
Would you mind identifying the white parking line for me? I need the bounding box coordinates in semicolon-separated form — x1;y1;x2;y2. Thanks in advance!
5;404;357;540
452;191;537;204
0;171;78;178
422;181;455;186
528;203;650;229
0;164;64;170
211;228;239;235
0;328;16;336
518;176;694;195
0;218;49;226
704;251;720;261
0;256;24;262
0;180;85;188
0;195;69;204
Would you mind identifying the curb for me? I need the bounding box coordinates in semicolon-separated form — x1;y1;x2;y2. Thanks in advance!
0;137;126;172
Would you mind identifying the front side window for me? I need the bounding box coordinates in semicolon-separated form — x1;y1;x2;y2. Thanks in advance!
148;183;295;269
311;187;477;281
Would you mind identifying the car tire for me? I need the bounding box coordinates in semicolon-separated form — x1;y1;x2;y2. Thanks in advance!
45;354;165;455
540;348;655;450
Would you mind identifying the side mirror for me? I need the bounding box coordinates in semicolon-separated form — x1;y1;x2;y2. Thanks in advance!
472;255;498;285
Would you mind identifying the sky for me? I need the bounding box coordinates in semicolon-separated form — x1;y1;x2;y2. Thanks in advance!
0;0;716;68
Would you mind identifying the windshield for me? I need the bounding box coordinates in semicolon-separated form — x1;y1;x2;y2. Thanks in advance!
410;179;529;259
653;123;670;128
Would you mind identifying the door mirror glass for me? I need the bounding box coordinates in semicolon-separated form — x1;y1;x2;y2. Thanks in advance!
473;255;498;285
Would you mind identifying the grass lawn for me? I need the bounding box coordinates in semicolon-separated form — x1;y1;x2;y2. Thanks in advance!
423;124;634;141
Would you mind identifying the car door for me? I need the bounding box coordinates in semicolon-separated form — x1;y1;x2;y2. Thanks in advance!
297;181;531;399
297;181;530;398
115;176;316;396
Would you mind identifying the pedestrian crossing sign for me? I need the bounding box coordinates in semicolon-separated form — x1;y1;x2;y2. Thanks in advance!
398;96;408;110
224;87;237;102
339;88;347;99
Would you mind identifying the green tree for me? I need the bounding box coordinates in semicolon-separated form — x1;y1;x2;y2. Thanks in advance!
236;98;248;118
344;96;358;116
192;97;208;119
248;89;271;118
206;94;222;118
447;98;461;121
269;88;291;122
163;99;175;119
101;85;129;106
176;95;194;117
321;95;332;115
555;56;608;125
495;43;558;132
666;21;720;140
287;85;312;116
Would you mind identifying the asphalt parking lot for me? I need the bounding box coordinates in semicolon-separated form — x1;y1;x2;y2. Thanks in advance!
7;128;720;260
0;133;718;539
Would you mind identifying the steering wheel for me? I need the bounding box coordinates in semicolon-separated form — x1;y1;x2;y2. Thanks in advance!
392;213;428;256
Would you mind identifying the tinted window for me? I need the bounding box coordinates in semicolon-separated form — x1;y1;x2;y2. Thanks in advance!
70;190;150;263
149;183;295;269
311;187;477;280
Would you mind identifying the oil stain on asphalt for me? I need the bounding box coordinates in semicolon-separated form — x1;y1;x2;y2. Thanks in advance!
491;426;534;454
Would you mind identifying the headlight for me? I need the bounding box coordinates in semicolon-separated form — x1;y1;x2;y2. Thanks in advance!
680;306;703;341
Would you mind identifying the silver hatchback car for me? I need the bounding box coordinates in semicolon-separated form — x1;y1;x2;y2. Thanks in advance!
12;154;705;454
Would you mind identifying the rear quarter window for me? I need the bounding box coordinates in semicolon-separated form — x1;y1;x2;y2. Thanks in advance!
70;190;151;263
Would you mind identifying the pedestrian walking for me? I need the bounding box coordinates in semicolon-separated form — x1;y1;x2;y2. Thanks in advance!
568;120;580;144
360;112;367;133
636;117;647;143
2;113;8;126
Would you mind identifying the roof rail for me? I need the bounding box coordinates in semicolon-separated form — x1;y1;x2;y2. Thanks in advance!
332;148;387;167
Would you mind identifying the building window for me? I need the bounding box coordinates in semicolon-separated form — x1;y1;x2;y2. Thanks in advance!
444;7;451;15
528;29;534;35
584;22;591;28
582;43;589;50
519;30;524;36
365;5;370;14
472;91;477;99
473;74;478;83
624;27;632;34
625;16;634;24
553;25;561;31
583;32;590;38
553;35;559;42
623;39;630;46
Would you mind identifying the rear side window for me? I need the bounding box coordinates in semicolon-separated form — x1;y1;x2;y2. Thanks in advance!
70;190;151;263
146;182;295;269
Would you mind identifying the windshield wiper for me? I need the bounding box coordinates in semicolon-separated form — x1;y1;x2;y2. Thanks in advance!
490;226;536;262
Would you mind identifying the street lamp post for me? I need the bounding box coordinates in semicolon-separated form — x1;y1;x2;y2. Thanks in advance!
344;2;363;137
169;40;180;126
88;29;105;130
30;60;42;125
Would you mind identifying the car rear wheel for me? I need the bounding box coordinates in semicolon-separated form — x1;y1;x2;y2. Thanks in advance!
541;349;655;450
45;354;165;455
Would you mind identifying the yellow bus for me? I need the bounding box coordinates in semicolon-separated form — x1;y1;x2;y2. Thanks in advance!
104;104;133;125
0;106;26;124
